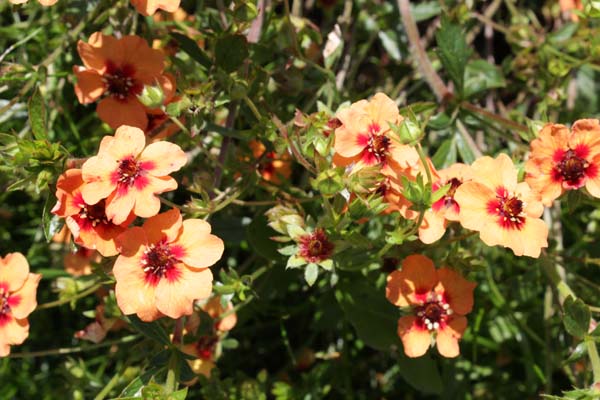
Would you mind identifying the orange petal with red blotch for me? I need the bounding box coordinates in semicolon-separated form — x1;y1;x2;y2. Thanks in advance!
113;252;161;321
155;266;212;318
0;253;29;293
436;268;476;315
73;67;105;104
398;315;431;358
9;273;40;319
386;254;438;307
139;141;187;176
436;316;467;358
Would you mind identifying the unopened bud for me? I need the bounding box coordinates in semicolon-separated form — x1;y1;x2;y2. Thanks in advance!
137;84;165;108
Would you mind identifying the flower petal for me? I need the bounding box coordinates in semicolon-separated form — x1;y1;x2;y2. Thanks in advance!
155;266;212;319
142;209;183;244
139;141;187;176
97;97;148;130
176;219;224;269
436;316;467;358
386;254;438;307
0;253;29;293
398;315;431;358
9;273;41;319
81;156;117;205
73;67;106;104
436;268;476;315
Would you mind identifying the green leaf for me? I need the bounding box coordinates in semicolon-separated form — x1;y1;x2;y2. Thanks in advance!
28;86;47;140
215;34;249;73
378;31;401;61
127;315;172;346
564;341;587;364
431;137;456;168
170;33;211;69
246;213;283;260
42;192;63;243
563;296;591;338
411;2;441;22
335;278;399;350
168;388;188;400
464;59;506;98
304;263;319;286
436;18;472;95
455;129;476;164
396;354;443;394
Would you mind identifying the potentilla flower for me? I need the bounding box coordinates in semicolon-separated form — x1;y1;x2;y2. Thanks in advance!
52;169;135;257
248;140;292;184
559;0;583;21
64;248;101;277
130;0;181;16
81;125;187;225
333;93;419;177
419;163;473;244
455;154;549;258
297;228;334;264
9;0;57;5
386;254;476;358
525;120;600;206
0;253;41;357
113;209;224;321
74;32;174;129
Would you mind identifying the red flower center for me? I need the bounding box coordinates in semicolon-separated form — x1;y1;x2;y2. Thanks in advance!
433;177;463;212
487;188;525;230
118;157;142;187
298;228;334;263
79;199;110;227
0;288;10;317
195;335;218;360
141;241;180;285
103;62;141;100
414;292;452;331
366;134;391;164
554;149;589;186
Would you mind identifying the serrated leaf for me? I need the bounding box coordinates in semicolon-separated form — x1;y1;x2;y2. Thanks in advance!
335;279;399;350
436;18;472;94
170;33;211;69
28;86;47;140
304;263;319;286
563;296;591;338
215;34;249;73
128;315;171;346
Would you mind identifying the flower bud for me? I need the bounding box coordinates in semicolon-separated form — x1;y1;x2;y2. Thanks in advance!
137;84;165;108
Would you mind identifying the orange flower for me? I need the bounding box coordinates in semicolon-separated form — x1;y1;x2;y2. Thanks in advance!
52;169;135;257
74;32;174;129
248;140;292;184
181;295;237;378
64;248;101;277
525;120;600;206
0;253;41;357
113;209;224;321
333;93;419;178
81;125;187;225
130;0;181;16
560;0;583;21
455;154;548;258
9;0;57;5
386;254;475;358
419;163;473;244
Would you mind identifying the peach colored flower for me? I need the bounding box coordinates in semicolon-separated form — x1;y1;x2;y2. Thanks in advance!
131;0;180;16
333;93;419;178
113;209;224;321
386;254;476;358
525;120;600;206
181;296;237;379
64;248;101;277
52;169;135;257
419;163;473;244
9;0;57;5
81;125;187;225
0;253;41;357
560;0;583;21
74;32;174;129
248;140;292;184
455;154;548;258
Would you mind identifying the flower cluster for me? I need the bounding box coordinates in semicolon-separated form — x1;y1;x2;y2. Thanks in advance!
332;92;600;357
52;125;224;323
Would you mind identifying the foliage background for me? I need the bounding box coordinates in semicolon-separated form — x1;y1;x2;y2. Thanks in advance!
1;0;600;399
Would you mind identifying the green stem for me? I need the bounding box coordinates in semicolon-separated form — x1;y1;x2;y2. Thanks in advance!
586;337;600;384
165;352;180;393
243;96;262;121
94;362;128;400
36;282;103;310
8;335;140;358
